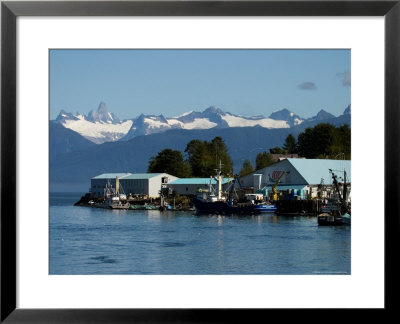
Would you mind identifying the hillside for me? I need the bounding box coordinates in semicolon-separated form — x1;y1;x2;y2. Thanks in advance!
50;113;350;191
49;121;96;161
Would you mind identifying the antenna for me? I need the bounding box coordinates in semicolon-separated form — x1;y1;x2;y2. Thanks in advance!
218;159;224;172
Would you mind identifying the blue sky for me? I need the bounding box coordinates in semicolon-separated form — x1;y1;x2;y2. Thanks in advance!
50;49;350;120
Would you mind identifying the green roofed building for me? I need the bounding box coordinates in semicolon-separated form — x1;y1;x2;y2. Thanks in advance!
90;172;179;198
168;177;233;196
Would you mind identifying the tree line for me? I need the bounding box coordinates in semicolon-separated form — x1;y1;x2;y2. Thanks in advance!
240;123;351;176
148;136;233;178
148;123;351;178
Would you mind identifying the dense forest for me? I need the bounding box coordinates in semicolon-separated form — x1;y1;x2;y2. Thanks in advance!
296;123;350;159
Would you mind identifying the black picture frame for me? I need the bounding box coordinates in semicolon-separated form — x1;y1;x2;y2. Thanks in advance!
1;0;399;322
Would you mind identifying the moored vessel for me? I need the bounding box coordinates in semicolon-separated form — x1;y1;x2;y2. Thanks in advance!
192;165;276;215
95;177;130;209
317;169;351;225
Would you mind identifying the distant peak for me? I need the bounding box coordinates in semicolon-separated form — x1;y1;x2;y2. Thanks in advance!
269;108;295;118
308;109;335;121
97;102;108;113
54;110;80;123
204;106;224;114
56;109;77;119
279;108;291;113
174;110;193;118
158;114;168;123
343;104;351;115
86;102;120;124
316;109;334;116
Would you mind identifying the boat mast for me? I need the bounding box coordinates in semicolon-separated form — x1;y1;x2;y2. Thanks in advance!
342;170;348;211
104;179;113;199
329;169;343;203
214;160;223;200
116;176;119;196
329;168;350;213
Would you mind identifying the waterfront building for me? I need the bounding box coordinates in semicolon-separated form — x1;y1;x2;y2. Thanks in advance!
239;158;351;200
90;173;131;198
168;177;233;196
90;173;179;198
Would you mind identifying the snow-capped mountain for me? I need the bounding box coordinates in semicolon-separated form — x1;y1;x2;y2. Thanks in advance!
53;103;351;144
86;102;121;124
120;106;289;141
268;108;304;127
55;102;133;144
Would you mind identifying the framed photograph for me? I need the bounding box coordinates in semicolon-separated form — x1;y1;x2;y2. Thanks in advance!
1;0;399;322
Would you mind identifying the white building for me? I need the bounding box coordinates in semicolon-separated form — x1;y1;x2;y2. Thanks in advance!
240;158;351;200
90;173;179;198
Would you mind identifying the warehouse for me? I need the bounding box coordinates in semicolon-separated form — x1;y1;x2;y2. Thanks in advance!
90;173;178;198
90;173;130;198
239;158;351;200
168;177;233;196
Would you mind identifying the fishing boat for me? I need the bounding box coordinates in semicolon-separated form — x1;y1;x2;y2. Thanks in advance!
192;198;276;214
96;177;130;209
317;168;351;226
192;165;276;215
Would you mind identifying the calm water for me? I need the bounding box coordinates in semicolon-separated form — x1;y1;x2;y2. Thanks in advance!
50;193;351;275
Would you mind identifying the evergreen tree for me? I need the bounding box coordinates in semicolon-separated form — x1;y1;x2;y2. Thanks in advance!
269;147;286;154
333;124;351;159
185;136;233;177
239;159;254;177
185;140;211;177
312;123;336;158
148;148;191;178
297;127;315;158
209;136;233;176
255;152;275;170
283;134;297;153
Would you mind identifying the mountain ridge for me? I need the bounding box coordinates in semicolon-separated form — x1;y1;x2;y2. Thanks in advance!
54;103;350;144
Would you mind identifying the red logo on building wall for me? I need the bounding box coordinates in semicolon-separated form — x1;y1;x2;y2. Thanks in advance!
271;171;284;180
